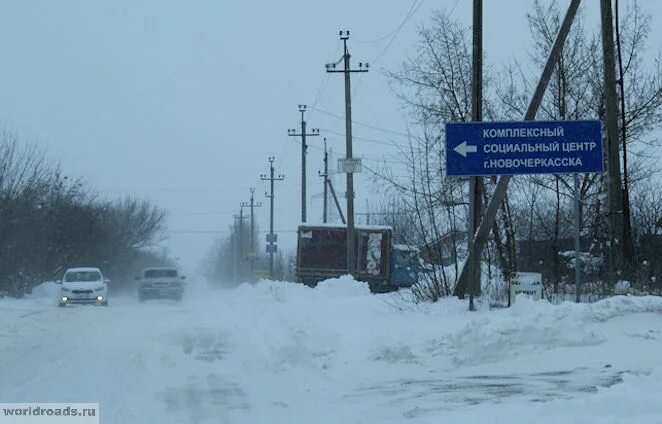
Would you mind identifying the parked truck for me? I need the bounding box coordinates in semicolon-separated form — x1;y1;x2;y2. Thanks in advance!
296;224;427;292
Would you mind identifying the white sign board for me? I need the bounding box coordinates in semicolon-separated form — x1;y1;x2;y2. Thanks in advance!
509;272;543;304
337;158;363;174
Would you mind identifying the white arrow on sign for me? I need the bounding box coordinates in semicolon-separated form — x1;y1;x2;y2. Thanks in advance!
453;141;478;158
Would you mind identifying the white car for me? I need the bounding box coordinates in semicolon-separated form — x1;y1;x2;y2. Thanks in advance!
58;267;109;307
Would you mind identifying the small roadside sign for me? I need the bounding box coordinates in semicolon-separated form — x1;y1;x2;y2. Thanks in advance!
266;233;277;243
266;244;277;253
509;272;543;304
445;120;603;176
337;158;363;174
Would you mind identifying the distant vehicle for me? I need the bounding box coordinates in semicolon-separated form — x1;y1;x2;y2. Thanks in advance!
58;267;109;307
136;267;185;302
296;224;394;292
296;225;431;293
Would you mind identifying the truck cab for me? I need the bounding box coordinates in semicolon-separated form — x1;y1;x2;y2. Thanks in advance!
390;244;427;288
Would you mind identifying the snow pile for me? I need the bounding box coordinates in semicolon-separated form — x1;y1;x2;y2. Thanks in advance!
314;275;372;298
2;275;662;423
437;297;605;366
585;295;662;321
28;281;59;299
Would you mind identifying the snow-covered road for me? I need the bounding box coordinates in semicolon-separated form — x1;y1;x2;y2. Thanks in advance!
1;277;662;423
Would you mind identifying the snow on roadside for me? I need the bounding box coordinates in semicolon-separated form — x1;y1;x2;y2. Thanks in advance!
27;281;59;301
426;295;662;367
2;276;662;423
585;295;662;321
430;366;662;424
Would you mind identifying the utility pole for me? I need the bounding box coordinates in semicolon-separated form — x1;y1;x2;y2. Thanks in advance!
319;140;346;225
288;105;319;223
319;139;329;223
234;206;246;282
453;0;582;298
328;179;346;225
468;0;484;311
600;0;624;285
261;157;285;279
574;174;581;303
230;222;237;283
326;30;368;276
241;189;262;282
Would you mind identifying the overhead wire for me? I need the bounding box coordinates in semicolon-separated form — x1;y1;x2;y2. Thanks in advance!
309;106;411;138
319;128;409;148
353;0;424;45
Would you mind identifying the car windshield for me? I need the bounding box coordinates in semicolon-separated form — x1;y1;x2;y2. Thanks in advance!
64;271;102;282
144;269;178;278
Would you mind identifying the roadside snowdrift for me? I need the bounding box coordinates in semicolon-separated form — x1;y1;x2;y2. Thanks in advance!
1;277;661;423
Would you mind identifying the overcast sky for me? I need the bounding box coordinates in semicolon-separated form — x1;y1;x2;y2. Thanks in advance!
1;0;660;273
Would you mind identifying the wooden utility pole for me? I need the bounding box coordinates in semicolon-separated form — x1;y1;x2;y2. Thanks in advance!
319;141;346;224
235;205;246;281
319;139;330;223
600;0;625;284
288;105;319;223
327;179;346;225
326;30;368;275
615;0;634;269
241;189;262;281
230;220;239;283
468;0;484;311
454;0;582;298
261;157;284;279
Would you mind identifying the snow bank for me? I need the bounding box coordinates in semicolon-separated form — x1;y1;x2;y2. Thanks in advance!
438;297;605;366
433;295;661;367
314;275;372;298
4;275;662;423
585;295;662;321
28;281;59;299
225;275;372;305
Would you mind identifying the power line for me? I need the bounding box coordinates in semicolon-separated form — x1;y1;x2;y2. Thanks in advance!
319;128;408;148
352;0;424;48
309;40;342;114
309;106;411;138
371;0;426;66
287;133;402;164
172;210;234;216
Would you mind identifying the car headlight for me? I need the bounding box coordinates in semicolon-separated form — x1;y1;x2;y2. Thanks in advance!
96;295;104;301
61;296;68;302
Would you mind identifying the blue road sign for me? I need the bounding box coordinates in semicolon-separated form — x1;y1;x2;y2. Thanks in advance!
266;243;277;253
445;120;603;176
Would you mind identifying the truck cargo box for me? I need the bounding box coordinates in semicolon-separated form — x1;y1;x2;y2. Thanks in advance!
296;224;392;291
